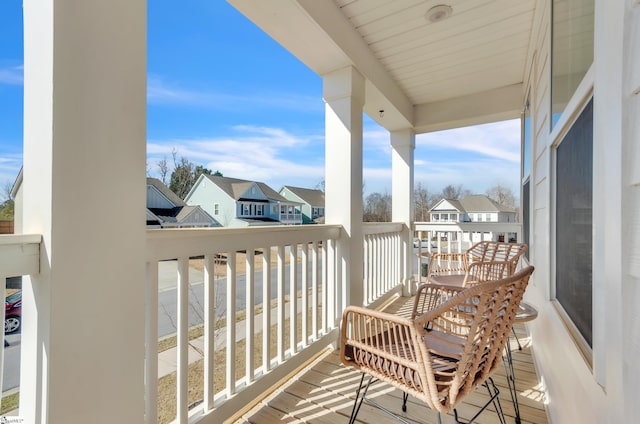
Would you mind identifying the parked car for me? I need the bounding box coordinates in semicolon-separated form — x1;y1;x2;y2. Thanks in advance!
413;239;437;249
5;290;21;334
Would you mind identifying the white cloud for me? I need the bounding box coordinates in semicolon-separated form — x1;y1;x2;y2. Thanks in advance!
147;126;325;190
416;120;520;163
0;65;23;86
147;74;322;112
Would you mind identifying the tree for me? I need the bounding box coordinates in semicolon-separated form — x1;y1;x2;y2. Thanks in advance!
168;151;221;199
0;182;15;221
363;191;391;222
440;184;470;200
486;183;516;207
414;182;432;222
157;157;169;185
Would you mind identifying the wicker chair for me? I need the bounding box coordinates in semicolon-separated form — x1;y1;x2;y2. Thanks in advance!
428;241;527;287
341;265;535;424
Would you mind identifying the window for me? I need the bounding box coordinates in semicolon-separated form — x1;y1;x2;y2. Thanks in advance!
256;204;264;216
213;203;220;215
485;214;491;222
312;207;318;217
522;92;532;259
477;215;483;222
242;204;250;216
551;0;594;128
555;98;593;348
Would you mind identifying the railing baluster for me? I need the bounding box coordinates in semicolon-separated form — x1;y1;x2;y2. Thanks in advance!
203;254;215;412
144;262;159;424
262;247;271;373
289;244;298;355
311;241;318;340
277;245;285;363
226;252;237;396
245;249;255;383
301;243;308;347
177;257;189;423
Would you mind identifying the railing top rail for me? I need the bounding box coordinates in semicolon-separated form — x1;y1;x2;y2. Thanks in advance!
146;224;342;262
363;222;404;235
0;234;42;245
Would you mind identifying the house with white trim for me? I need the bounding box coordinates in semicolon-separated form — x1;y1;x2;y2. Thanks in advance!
185;174;303;227
429;195;517;243
279;185;325;224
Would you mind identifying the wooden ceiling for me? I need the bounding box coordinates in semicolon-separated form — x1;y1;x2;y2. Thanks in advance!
228;0;539;133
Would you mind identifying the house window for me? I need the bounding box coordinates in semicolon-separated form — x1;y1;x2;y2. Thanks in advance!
551;0;594;128
477;215;483;222
214;203;220;215
256;204;264;216
242;203;250;216
312;207;318;217
280;205;286;214
555;98;593;349
522;91;532;259
485;214;491;222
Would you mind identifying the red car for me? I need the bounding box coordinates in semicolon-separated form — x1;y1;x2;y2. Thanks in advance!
5;290;21;334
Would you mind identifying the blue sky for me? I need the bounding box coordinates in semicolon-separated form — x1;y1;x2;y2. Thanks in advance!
0;1;520;200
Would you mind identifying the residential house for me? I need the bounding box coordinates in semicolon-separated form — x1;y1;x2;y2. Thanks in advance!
429;195;517;243
5;1;639;424
185;174;303;226
279;185;325;224
146;178;219;228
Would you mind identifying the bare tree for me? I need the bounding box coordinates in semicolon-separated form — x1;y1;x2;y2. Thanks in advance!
363;191;392;222
414;182;433;221
440;184;469;200
486;183;516;207
157;157;169;185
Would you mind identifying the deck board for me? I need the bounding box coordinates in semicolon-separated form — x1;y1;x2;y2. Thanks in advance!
237;296;549;424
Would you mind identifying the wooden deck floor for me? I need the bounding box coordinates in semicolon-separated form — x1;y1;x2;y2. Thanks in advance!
237;296;548;424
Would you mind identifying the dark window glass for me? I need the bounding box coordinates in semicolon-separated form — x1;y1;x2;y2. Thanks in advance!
555;98;593;346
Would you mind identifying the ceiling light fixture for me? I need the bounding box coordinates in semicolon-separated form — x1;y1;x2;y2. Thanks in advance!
426;5;453;23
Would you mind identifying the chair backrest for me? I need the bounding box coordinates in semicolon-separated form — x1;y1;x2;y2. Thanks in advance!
464;241;527;273
413;265;534;413
462;260;512;285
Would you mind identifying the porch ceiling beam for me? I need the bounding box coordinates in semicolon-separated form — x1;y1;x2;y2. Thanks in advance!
228;0;413;130
413;83;524;134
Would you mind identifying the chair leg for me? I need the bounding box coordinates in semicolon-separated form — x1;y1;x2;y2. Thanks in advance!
512;326;523;350
402;392;409;412
452;378;506;424
349;373;373;424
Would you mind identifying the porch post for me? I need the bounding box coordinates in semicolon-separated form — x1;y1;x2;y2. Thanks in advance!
323;66;365;310
22;1;147;422
391;129;416;296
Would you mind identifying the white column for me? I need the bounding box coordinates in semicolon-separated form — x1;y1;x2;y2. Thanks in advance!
22;1;147;422
323;66;365;309
391;129;415;295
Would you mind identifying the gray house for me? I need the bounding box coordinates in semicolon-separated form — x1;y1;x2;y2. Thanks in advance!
146;177;219;228
185;174;302;227
279;186;325;224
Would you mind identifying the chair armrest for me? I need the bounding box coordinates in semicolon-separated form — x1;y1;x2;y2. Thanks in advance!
341;306;418;366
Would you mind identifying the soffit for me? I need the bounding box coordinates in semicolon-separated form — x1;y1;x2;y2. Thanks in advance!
228;0;538;132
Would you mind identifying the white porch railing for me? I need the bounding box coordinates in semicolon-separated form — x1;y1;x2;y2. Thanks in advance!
413;221;523;280
0;234;41;412
363;222;404;306
145;225;348;424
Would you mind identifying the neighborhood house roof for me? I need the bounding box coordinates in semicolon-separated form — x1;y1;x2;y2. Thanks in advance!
147;177;185;206
282;186;325;207
431;195;515;214
202;175;294;204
